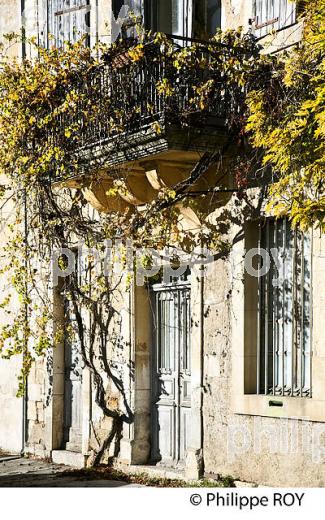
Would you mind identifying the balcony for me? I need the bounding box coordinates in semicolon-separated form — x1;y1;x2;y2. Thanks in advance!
52;37;239;169
50;36;242;216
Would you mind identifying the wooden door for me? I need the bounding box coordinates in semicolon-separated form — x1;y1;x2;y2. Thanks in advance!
63;303;83;452
151;281;191;465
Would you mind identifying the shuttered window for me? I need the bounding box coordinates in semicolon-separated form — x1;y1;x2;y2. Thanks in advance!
48;0;90;48
254;0;296;37
257;219;312;397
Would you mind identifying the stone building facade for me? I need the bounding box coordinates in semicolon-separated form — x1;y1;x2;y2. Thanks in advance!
0;0;325;487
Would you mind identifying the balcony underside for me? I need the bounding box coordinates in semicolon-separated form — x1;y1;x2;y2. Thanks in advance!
74;117;228;172
63;131;234;229
56;117;232;227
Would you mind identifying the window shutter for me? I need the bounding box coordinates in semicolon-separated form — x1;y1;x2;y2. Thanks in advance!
48;0;90;48
254;0;296;37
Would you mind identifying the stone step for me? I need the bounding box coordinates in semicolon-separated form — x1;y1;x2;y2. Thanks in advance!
114;462;187;482
51;450;88;468
0;455;22;463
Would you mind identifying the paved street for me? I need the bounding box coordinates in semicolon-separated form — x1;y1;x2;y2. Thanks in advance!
0;457;142;487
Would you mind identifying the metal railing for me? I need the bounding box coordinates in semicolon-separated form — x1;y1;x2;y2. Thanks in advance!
49;37;236;155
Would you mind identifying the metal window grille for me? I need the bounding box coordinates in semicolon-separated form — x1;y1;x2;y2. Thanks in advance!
48;0;90;48
257;219;312;397
254;0;296;37
151;278;191;376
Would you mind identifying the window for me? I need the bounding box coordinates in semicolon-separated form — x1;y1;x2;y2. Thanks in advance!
257;219;312;397
206;0;221;36
112;0;144;41
48;0;90;48
113;1;221;42
113;0;191;41
145;0;192;40
113;0;143;19
254;0;296;37
193;0;221;38
146;0;221;40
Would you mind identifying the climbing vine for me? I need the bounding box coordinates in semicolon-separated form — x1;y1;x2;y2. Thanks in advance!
246;0;325;230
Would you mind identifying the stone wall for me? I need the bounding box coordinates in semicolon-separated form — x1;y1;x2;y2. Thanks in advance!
0;358;23;453
202;229;325;487
0;174;24;453
24;358;48;457
0;0;21;57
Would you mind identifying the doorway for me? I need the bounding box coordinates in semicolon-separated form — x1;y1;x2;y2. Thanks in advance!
61;256;84;453
151;277;191;466
63;301;83;452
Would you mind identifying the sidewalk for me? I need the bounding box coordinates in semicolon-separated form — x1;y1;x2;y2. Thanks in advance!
0;457;142;487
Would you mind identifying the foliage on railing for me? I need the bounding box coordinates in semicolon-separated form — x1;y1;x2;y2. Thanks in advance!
45;32;261;164
1;31;258;184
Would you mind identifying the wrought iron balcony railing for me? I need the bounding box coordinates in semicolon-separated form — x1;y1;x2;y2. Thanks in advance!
49;36;241;170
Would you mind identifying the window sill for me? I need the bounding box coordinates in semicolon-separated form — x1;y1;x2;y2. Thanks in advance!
232;394;325;422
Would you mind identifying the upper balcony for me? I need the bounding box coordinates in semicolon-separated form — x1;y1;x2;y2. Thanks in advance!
49;35;244;185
